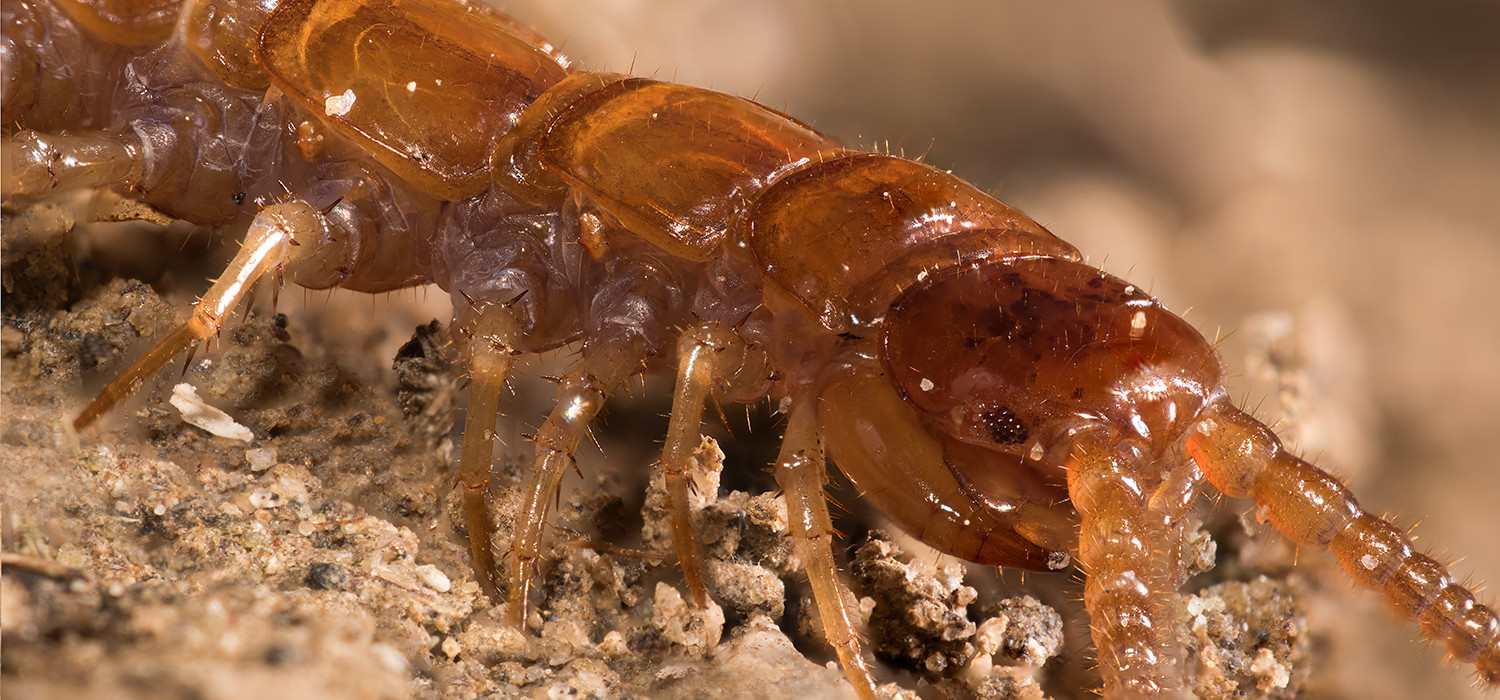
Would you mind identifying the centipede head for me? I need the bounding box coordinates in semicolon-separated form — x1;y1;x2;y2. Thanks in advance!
884;256;1225;460
817;255;1228;570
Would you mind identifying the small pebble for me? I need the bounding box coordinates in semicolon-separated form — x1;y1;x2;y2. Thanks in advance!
306;562;348;590
245;447;277;472
415;564;451;593
598;630;628;657
170;383;253;442
248;489;281;509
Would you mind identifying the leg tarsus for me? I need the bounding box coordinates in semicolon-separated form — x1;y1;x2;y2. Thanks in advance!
462;483;502;602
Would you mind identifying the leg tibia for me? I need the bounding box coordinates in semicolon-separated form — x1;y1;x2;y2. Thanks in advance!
1187;405;1500;685
658;323;746;607
507;338;643;626
455;305;524;602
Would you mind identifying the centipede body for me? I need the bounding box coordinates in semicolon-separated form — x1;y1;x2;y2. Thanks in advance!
2;1;1498;698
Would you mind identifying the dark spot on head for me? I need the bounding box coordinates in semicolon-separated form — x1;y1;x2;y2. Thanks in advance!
979;406;1029;445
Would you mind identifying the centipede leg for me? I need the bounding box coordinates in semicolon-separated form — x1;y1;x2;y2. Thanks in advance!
507;336;646;626
73;200;327;431
658;323;746;607
3;129;142;201
455;304;525;602
1066;436;1189;699
775;396;877;699
1187;406;1500;685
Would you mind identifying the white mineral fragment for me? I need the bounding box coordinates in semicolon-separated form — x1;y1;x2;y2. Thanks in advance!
170;383;253;442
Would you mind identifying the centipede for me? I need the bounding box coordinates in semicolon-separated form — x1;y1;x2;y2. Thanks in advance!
3;1;1497;698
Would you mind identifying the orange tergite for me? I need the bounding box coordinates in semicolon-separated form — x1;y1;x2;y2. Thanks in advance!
3;1;1496;697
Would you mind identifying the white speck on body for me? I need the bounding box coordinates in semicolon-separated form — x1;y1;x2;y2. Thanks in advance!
324;89;356;117
1130;310;1149;338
